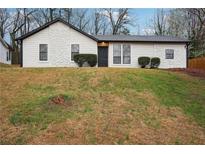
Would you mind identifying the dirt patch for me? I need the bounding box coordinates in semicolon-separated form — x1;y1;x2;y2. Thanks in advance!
168;68;205;78
49;95;66;105
49;95;72;107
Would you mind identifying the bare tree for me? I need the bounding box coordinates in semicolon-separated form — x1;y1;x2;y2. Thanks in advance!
49;8;56;21
63;8;72;23
20;8;37;34
31;8;49;26
188;9;205;32
0;8;11;38
31;8;59;27
93;10;103;35
103;8;132;35
159;8;205;57
71;9;90;31
89;9;108;35
185;8;205;56
153;9;168;36
101;22;108;35
9;9;24;49
166;9;186;37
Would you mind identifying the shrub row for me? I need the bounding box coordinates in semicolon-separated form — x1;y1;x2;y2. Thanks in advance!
138;57;160;68
73;54;160;68
73;54;97;67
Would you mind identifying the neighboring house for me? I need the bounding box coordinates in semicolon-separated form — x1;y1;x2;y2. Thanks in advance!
0;37;13;64
16;18;189;68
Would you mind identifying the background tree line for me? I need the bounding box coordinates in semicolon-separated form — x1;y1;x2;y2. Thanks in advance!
0;8;204;63
150;8;205;58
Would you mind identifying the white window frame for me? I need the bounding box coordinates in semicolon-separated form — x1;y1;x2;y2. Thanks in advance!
113;43;131;65
71;44;80;62
113;44;121;64
122;44;131;64
39;44;48;62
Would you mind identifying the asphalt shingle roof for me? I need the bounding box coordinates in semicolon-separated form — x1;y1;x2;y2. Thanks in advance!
93;35;189;43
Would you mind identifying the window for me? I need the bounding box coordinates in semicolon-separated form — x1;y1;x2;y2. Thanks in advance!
113;44;121;64
165;49;174;59
113;44;131;64
71;44;79;61
123;44;131;64
39;44;48;61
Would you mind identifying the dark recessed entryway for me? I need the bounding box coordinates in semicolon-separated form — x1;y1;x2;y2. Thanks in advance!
98;46;108;67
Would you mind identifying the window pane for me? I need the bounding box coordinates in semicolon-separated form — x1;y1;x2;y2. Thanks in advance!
113;44;121;64
113;57;121;64
71;44;79;53
39;44;48;61
123;56;131;64
40;52;47;61
123;44;131;64
71;44;79;60
165;49;174;59
113;44;121;56
123;44;130;56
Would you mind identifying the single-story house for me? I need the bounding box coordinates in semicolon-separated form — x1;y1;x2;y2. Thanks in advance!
16;18;189;68
0;36;13;64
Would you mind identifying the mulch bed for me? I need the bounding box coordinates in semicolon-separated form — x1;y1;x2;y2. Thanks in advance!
168;68;205;78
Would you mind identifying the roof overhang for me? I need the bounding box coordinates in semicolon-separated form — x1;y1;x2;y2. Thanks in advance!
97;40;190;43
95;35;190;44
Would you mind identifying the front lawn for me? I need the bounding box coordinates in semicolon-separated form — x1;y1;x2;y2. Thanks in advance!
0;64;205;144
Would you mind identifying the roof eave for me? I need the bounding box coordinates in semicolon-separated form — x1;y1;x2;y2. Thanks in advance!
97;40;190;43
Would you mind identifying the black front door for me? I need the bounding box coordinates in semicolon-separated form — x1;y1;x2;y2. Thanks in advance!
98;47;108;67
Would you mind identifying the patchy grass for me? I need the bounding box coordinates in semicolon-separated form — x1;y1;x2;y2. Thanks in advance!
0;64;205;144
9;93;75;127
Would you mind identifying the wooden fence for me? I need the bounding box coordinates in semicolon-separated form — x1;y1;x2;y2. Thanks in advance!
188;57;205;71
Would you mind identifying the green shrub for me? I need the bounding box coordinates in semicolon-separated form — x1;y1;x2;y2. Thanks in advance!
150;57;160;68
138;57;150;68
74;54;97;67
87;54;97;67
73;54;87;67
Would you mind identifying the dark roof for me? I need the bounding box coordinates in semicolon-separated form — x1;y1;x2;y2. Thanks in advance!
0;36;14;51
15;18;98;41
94;35;189;43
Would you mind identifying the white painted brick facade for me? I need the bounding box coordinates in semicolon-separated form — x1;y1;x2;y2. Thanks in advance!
0;42;11;64
23;22;97;67
22;21;186;68
108;42;187;68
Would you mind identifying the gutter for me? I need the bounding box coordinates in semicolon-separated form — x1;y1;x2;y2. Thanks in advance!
186;42;190;68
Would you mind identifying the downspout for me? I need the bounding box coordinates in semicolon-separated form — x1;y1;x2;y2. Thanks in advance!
186;42;190;68
21;40;23;67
